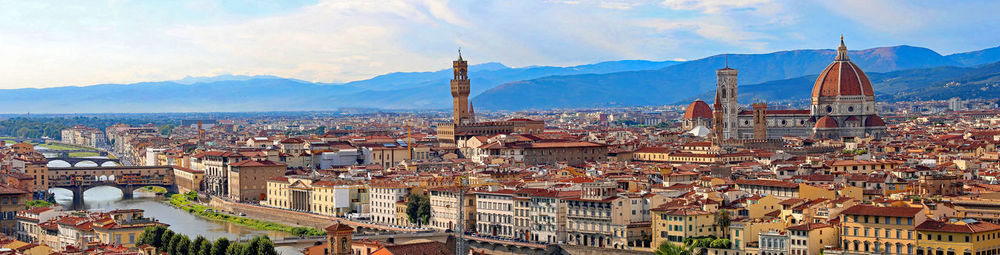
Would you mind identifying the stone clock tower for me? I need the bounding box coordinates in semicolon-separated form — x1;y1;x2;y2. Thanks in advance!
451;50;472;124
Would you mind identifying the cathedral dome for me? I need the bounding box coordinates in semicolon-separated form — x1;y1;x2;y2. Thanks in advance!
815;116;839;129
811;39;874;98
684;100;713;119
865;115;885;127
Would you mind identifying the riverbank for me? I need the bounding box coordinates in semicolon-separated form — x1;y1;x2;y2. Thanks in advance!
167;192;325;236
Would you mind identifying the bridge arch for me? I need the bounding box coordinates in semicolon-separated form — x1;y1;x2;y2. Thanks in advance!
74;160;99;167
47;160;71;168
101;161;119;167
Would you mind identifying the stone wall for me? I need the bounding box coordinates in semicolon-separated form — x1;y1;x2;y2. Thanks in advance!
208;196;334;229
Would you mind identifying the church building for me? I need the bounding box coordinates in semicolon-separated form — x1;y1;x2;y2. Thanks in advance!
684;38;887;140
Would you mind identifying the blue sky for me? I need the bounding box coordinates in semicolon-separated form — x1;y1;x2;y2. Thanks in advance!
0;0;998;89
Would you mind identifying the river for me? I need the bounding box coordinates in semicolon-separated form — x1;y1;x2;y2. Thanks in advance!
50;187;310;254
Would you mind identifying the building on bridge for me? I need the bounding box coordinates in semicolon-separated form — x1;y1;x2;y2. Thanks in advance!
4;142;50;194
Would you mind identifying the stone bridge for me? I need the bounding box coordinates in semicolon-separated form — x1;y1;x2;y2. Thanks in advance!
46;157;120;167
48;166;176;207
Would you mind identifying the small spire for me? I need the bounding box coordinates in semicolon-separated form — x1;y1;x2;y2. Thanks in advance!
836;34;850;61
458;47;463;61
725;54;729;68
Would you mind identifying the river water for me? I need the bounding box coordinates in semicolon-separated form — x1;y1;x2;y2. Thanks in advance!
50;187;309;254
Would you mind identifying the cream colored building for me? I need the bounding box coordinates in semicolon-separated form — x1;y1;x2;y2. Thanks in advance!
369;183;411;226
474;189;516;238
265;176;366;217
428;187;475;232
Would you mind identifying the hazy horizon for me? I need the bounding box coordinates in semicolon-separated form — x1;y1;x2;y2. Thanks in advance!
2;0;1000;89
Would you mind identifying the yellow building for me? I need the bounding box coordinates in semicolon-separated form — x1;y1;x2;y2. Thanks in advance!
788;223;836;255
840;204;926;254
730;218;785;251
915;219;1000;255
652;207;721;247
91;209;165;248
172;166;204;194
828;160;900;173
746;195;782;219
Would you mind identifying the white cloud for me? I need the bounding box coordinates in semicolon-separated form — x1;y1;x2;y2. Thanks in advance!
661;0;772;14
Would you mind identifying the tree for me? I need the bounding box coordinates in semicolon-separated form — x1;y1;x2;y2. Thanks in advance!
251;236;277;255
211;238;230;255
168;234;185;255
198;241;212;255
715;209;731;239
405;193;431;226
709;239;732;249
160;229;175;249
655;242;692;255
190;236;208;255
225;242;244;255
173;235;191;255
144;226;167;247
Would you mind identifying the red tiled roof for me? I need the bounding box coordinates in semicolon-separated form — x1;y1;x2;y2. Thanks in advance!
230;160;285;167
815;116;839;128
684;100;713;120
735;179;799;189
812;44;874;98
788;223;832;231
916;220;1000;233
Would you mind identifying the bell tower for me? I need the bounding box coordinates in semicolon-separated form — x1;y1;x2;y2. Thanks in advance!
325;223;354;255
716;61;739;139
451;49;471;124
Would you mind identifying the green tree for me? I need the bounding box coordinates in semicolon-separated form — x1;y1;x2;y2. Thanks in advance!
655;242;692;255
26;200;54;209
709;239;731;249
251;236;277;255
173;235;191;255
211;238;230;255
405;193;431;225
198;241;212;255
225;242;245;255
190;236;208;255
168;234;184;255
160;229;175;249
715;209;731;239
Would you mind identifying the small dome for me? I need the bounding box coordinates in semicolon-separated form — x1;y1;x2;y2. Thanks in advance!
811;39;874;98
684;100;713;119
815;116;839;128
866;115;886;127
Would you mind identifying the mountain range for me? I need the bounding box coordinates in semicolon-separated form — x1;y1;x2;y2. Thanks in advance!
0;44;998;113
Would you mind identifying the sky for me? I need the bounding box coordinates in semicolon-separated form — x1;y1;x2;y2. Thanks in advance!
1;0;999;89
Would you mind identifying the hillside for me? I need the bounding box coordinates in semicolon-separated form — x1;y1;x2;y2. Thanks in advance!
0;60;679;113
473;45;961;110
690;61;1000;104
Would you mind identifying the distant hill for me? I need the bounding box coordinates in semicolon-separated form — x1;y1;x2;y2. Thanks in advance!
693;60;1000;104
473;45;963;110
946;45;1000;66
5;43;1000;113
0;60;679;113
